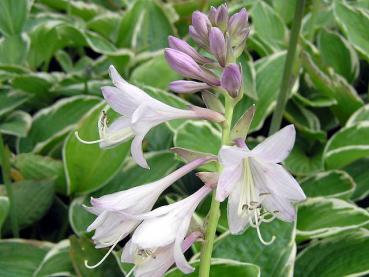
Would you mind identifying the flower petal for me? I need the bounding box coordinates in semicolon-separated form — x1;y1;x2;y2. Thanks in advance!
108;65;128;87
173;217;194;274
121;239;134;263
100;116;134;148
227;182;251;234
131;134;149;169
262;194;297;222
101;86;140;116
251;125;295;163
219;146;249;167
216;163;243;202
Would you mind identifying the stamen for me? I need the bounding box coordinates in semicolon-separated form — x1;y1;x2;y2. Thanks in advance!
254;210;275;245
84;235;121;269
75;131;105;144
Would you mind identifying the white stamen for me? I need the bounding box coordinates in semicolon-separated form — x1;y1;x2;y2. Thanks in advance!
254;210;275;245
75;131;105;144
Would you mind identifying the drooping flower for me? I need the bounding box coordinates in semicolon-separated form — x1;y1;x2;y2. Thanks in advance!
83;157;213;269
122;232;202;277
130;185;211;274
75;65;224;169
216;125;306;244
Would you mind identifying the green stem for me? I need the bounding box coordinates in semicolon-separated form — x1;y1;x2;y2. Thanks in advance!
199;96;234;277
0;134;19;237
269;0;306;135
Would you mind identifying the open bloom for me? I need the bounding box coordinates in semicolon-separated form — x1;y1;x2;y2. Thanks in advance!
130;185;211;274
122;232;202;277
216;125;306;244
76;65;224;168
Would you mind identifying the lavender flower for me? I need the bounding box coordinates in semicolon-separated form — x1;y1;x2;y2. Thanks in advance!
169;80;211;94
221;63;243;98
168;36;211;64
209;27;227;67
228;8;250;46
209;4;228;32
191;11;211;43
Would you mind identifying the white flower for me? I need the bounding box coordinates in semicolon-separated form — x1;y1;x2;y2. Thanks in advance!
216;125;306;244
76;65;224;169
129;185;211;274
84;158;212;269
122;232;202;277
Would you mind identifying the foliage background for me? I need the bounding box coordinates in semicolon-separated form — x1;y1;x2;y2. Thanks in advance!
1;0;369;276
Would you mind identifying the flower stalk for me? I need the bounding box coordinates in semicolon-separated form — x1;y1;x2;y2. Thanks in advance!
0;134;19;237
269;0;306;135
199;96;234;277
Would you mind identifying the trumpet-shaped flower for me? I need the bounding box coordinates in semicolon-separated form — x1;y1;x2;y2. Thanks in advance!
216;125;306;244
83;158;212;268
76;65;224;169
122;232;202;277
130;185;211;274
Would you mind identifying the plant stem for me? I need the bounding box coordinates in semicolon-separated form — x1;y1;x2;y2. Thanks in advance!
199;96;234;277
0;134;19;237
269;0;306;135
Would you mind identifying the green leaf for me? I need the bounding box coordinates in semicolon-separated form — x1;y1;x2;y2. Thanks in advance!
334;2;369;62
0;34;29;65
13;153;67;195
18;95;101;154
0;90;30;117
0;196;9;234
166;259;260;277
295;229;369;277
0;111;31;137
63;103;130;195
344;158;369;201
238;54;257;100
250;2;287;52
0;0;29;36
96;151;180;195
301;51;363;124
86;13;121;42
0;179;55;233
296;197;369;241
174;121;221;155
116;0;175;52
69;235;122;277
0;240;50;277
318;29;359;83
69;196;95;236
346;103;369;127
300;170;355;199
273;0;296;24
130;53;180;90
324;122;369;169
33;240;74;277
213;220;296;277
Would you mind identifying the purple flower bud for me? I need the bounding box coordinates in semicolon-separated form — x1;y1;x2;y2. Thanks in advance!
208;7;217;25
209;27;227;67
165;48;220;86
216;4;228;32
189;25;208;49
168;36;210;64
192;11;211;42
221;63;243;98
169;80;211;93
228;8;249;46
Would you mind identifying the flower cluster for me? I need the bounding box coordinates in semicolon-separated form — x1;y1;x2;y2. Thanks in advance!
77;4;306;277
165;4;249;99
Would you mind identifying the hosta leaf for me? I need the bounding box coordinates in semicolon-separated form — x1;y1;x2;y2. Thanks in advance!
69;196;95;236
0;111;32;137
239;54;257;100
346;103;369;127
323;121;369;169
0;196;9;234
116;0;175;52
344;158;369;201
334;2;369;62
300;170;355;199
0;0;30;36
166;259;260;277
0;240;50;277
33;240;74;277
0;34;29;65
63;103;130;195
0;179;54;233
318;29;359;83
295;229;369;277
297;197;369;241
13;153;67;195
0;90;30;117
213;220;296;277
273;0;296;24
18;95;100;154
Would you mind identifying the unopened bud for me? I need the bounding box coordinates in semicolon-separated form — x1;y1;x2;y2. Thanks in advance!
169;80;211;93
192;11;211;42
228;8;249;46
168;36;211;64
221;63;243;98
209;27;227;67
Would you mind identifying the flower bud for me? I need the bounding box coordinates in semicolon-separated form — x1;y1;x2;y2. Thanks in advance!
169;80;211;93
208;7;217;26
168;36;210;64
189;25;207;49
228;8;249;46
221;63;243;98
216;4;229;32
192;11;211;42
165;48;220;86
209;27;227;67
